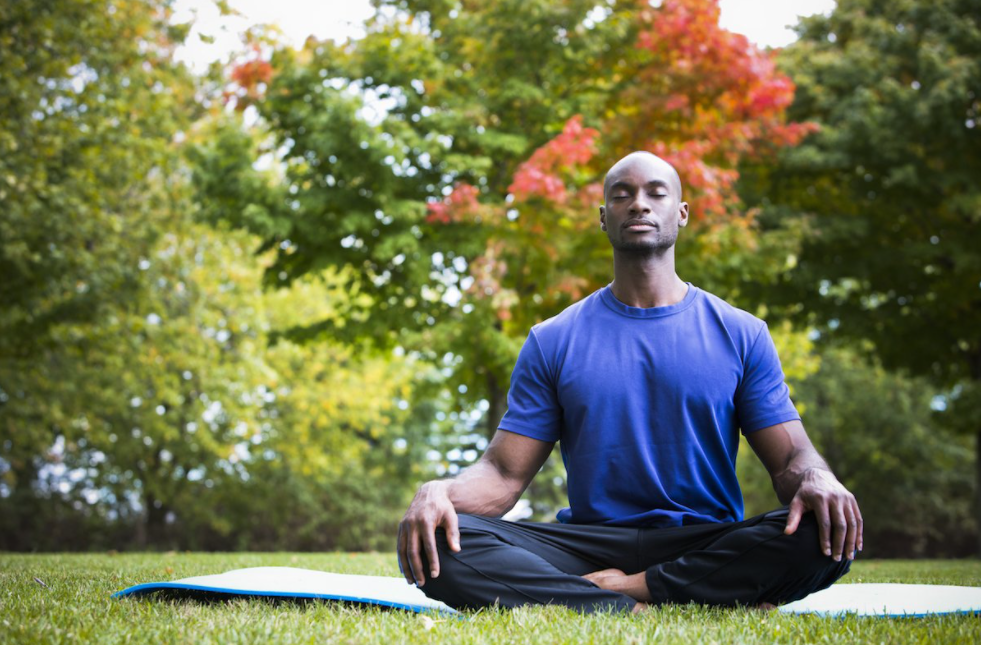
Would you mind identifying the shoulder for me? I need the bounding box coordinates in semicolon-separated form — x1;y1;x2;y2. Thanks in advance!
531;287;606;339
695;288;767;336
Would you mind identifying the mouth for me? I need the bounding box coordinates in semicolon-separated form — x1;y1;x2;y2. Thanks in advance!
623;219;657;231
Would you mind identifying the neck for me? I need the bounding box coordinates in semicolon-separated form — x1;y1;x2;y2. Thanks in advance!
610;247;688;308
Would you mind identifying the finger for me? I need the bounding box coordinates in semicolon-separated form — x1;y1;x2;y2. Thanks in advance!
830;501;847;562
853;498;864;553
445;509;461;553
407;525;427;587
815;499;832;557
423;521;441;580
784;495;805;535
397;523;414;585
844;503;858;561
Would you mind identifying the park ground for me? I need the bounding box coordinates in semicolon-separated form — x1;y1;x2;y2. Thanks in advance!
1;553;980;644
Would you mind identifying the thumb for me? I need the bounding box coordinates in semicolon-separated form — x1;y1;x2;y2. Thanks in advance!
785;496;805;535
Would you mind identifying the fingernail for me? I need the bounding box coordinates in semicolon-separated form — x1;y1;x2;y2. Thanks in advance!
431;570;438;578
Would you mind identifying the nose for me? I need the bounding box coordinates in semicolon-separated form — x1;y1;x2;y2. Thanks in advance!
630;193;652;214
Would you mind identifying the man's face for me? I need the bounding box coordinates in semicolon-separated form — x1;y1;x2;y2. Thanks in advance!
599;155;689;256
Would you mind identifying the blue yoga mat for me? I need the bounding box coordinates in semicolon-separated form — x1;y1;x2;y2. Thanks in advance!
115;567;981;617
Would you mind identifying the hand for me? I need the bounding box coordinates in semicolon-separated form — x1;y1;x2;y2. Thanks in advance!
784;468;863;562
397;481;461;586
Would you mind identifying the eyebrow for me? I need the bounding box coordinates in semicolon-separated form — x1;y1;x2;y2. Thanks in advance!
608;179;671;193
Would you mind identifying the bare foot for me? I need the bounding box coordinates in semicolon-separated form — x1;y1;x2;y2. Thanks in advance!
582;568;627;588
757;602;777;611
632;601;649;614
582;568;654;603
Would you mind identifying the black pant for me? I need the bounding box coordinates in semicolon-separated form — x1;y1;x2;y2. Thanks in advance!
415;508;851;613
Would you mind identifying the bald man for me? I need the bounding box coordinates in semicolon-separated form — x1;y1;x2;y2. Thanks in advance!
397;152;860;613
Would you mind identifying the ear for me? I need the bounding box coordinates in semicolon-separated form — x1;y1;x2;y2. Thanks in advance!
599;205;607;231
678;202;689;228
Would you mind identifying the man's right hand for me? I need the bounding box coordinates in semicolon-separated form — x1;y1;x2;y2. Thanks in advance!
397;480;461;586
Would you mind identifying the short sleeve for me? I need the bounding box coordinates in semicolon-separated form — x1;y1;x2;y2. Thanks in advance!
497;329;562;442
735;323;801;434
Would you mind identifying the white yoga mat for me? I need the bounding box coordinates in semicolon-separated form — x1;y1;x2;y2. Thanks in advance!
114;566;457;614
778;583;981;617
115;567;981;617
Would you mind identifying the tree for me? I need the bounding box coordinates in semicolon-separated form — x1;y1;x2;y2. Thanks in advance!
738;345;975;557
199;0;812;440
740;0;981;543
0;215;437;550
0;0;196;357
0;0;196;540
0;0;439;549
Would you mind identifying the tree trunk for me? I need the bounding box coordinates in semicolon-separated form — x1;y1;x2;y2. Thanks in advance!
144;491;168;549
2;458;39;550
134;503;147;549
976;425;981;557
971;350;981;557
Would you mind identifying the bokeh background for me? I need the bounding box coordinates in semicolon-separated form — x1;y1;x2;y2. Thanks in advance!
1;0;979;558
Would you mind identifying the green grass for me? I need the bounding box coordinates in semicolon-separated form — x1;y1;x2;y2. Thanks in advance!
1;553;979;644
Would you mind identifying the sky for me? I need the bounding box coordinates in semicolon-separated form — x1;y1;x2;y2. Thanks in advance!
172;0;837;73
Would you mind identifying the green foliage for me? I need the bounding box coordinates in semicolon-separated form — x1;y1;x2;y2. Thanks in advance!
0;0;441;552
0;0;196;358
799;348;975;557
3;0;976;557
739;0;981;547
2;554;981;644
198;0;817;444
743;0;981;387
739;346;976;557
0;218;435;551
0;0;198;547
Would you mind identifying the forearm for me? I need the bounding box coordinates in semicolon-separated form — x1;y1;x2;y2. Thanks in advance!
426;458;525;518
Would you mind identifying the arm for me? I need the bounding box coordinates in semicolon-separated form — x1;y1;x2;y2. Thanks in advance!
746;420;863;561
397;430;554;586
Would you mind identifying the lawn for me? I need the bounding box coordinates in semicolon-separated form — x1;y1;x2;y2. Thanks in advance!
1;553;979;644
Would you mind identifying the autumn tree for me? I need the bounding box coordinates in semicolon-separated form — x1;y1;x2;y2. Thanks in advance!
200;0;812;437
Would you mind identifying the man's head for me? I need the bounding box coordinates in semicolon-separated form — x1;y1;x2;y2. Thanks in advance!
599;152;689;256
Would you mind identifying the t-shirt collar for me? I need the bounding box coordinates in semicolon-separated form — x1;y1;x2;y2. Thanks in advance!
599;282;699;318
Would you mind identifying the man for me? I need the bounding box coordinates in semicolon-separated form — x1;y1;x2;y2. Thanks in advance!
397;152;861;613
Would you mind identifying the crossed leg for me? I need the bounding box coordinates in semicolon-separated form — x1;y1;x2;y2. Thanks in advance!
413;508;851;613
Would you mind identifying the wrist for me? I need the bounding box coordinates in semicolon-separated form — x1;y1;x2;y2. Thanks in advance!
800;466;834;484
421;479;451;497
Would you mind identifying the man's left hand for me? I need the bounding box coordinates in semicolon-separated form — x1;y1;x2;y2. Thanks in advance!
784;468;863;562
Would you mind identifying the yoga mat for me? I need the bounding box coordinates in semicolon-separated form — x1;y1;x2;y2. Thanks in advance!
113;566;457;614
116;567;981;617
778;583;981;617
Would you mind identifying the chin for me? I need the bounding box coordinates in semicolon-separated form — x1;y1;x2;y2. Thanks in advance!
613;239;675;255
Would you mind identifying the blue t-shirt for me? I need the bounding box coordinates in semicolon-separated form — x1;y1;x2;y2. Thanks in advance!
498;283;800;528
